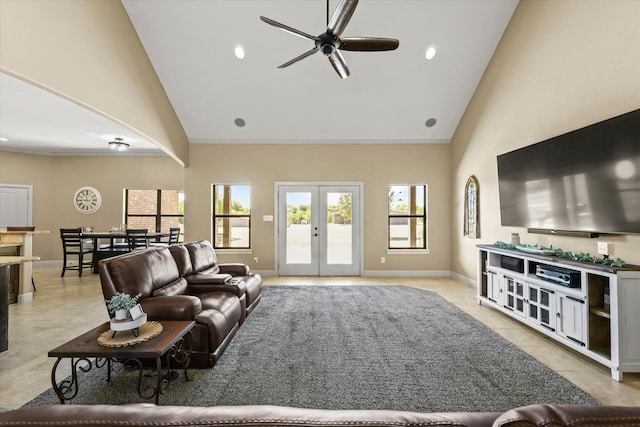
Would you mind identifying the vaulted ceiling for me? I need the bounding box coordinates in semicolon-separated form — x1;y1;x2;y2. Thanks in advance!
0;0;518;156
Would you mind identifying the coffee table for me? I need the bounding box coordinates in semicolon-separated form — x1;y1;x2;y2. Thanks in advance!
48;320;194;404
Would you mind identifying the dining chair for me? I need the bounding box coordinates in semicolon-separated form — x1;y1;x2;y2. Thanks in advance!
126;229;148;251
149;227;181;247
60;228;94;277
168;227;181;244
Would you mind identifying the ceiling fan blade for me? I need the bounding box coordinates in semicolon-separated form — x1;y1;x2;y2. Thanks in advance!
327;0;358;38
260;16;318;41
339;37;399;51
328;50;350;79
278;48;319;69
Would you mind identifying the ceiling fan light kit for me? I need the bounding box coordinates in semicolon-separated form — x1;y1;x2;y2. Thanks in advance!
260;0;399;79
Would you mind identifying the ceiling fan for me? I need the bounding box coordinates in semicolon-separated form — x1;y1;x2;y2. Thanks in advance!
260;0;399;79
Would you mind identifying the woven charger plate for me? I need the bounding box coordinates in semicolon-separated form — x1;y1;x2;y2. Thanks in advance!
97;321;163;348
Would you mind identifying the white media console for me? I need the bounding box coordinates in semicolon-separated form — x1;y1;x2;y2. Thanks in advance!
477;244;640;381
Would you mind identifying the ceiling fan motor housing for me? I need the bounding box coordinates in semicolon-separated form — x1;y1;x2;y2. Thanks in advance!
317;33;339;56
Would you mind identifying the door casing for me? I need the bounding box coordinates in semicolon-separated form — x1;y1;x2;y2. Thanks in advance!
275;182;363;276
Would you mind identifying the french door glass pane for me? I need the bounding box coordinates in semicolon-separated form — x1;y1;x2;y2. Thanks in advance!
326;192;352;265
286;192;312;264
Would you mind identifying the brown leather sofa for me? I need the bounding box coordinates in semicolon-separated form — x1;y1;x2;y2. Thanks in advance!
1;403;639;426
169;240;263;323
98;241;262;368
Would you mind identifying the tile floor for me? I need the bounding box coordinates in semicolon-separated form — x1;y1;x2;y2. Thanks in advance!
1;265;638;410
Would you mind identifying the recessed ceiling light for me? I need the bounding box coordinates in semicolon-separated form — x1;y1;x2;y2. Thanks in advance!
0;137;8;142
234;46;245;60
425;118;437;127
234;118;246;127
425;46;436;60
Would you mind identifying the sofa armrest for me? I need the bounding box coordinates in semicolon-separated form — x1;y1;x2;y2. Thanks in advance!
140;295;202;321
494;404;640;427
187;274;246;297
219;263;250;276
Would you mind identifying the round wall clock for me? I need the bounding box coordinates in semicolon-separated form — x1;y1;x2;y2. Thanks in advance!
73;186;102;214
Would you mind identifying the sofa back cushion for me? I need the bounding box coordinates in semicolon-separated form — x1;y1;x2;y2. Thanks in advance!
169;244;194;277
100;247;181;300
185;240;220;274
153;278;188;297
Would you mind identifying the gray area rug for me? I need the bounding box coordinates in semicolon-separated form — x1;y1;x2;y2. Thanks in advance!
26;285;598;411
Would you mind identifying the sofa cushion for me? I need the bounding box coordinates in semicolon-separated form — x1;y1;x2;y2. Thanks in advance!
243;273;263;306
199;291;243;329
185;240;220;274
152;277;188;297
168;244;194;277
105;247;180;298
195;308;231;351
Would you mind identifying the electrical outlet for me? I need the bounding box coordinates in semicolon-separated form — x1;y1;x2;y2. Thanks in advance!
253;257;259;264
597;242;610;256
381;257;385;264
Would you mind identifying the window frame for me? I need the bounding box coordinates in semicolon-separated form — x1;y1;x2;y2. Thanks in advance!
124;189;184;237
387;184;427;250
212;184;252;250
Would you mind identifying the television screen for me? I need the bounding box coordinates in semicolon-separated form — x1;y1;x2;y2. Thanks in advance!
497;109;640;234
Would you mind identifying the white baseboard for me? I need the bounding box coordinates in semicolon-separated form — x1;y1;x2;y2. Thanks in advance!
363;270;451;277
450;271;476;289
33;260;61;267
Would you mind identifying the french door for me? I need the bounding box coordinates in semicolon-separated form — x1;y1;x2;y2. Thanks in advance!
277;184;361;276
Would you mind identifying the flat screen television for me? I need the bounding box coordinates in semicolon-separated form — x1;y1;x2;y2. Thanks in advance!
497;108;640;235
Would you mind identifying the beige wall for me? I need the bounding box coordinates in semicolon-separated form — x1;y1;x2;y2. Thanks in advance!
186;144;450;272
451;0;640;281
0;151;184;260
0;0;189;165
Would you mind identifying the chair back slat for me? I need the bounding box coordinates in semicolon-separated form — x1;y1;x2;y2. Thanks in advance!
60;228;84;249
126;229;148;251
168;227;181;244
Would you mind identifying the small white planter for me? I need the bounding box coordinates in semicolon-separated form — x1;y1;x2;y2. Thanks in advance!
114;309;129;320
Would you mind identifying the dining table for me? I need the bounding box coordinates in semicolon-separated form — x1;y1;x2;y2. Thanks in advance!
82;230;170;273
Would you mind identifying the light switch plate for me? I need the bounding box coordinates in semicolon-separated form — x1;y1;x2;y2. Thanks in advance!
597;242;610;256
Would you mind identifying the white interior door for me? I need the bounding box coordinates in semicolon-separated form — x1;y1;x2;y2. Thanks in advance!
0;184;32;227
277;184;361;276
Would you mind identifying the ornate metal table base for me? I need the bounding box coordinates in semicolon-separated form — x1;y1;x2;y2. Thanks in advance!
50;331;192;404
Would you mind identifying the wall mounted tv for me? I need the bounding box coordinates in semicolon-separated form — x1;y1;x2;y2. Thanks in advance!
497;108;640;236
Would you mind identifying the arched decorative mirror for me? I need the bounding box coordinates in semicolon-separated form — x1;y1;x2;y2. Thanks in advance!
464;175;479;238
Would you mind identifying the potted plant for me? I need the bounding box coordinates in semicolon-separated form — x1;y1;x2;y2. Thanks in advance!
105;292;141;320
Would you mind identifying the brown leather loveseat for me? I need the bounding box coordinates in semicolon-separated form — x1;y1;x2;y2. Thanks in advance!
1;403;639;427
98;241;262;368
